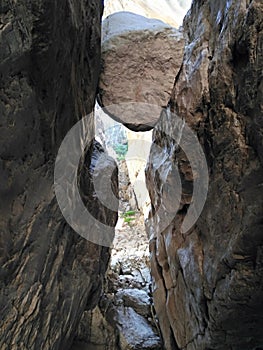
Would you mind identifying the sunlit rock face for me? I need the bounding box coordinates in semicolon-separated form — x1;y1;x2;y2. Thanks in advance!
99;12;184;131
103;0;192;28
95;107;152;216
146;0;263;349
0;1;118;349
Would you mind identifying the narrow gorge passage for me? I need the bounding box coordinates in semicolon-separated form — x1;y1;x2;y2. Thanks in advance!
69;3;192;348
72;1;263;349
71;107;162;350
1;1;262;350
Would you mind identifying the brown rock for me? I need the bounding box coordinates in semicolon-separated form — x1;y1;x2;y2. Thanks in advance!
146;0;263;349
99;12;184;131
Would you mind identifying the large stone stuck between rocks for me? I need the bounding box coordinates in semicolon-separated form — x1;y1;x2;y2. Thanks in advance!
99;12;184;131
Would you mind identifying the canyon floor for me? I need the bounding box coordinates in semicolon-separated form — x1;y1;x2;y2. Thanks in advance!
71;160;162;350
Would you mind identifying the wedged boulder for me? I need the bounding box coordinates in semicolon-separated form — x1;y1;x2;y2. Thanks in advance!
146;0;263;349
0;1;118;350
99;12;184;131
115;306;161;350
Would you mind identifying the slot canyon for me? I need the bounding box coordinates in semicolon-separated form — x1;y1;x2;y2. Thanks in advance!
0;1;262;350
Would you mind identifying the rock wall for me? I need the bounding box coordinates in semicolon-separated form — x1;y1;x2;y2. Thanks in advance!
125;129;152;215
0;1;118;350
146;0;263;349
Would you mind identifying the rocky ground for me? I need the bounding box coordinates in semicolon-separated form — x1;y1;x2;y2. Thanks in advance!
71;160;162;350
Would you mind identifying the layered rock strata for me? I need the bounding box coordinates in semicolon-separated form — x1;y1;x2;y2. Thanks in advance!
0;1;118;349
146;0;263;349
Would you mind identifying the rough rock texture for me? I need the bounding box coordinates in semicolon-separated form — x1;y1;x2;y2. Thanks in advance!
99;12;184;131
0;1;118;350
103;0;192;28
72;157;162;350
73;257;162;350
146;0;263;349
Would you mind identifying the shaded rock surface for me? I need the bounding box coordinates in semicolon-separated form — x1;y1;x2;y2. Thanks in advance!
0;1;118;350
99;12;184;131
113;306;160;350
146;0;263;349
73;257;162;350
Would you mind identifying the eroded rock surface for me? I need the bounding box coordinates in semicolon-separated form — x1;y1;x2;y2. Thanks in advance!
103;0;192;28
146;0;263;349
0;1;118;349
73;257;162;350
99;12;184;131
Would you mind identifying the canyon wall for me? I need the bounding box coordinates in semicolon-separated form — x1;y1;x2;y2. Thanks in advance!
146;0;263;349
103;0;192;27
0;1;118;350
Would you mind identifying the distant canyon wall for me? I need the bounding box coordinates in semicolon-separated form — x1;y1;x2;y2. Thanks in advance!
103;0;192;27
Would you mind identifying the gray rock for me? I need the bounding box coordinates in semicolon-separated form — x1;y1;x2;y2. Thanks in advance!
116;288;151;317
0;1;118;350
116;306;162;350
